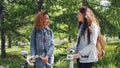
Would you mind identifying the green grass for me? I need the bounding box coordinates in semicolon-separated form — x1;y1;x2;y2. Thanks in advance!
0;46;31;68
107;40;120;46
0;40;120;68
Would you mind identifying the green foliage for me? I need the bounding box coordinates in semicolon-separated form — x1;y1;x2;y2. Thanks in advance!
44;0;82;41
111;0;120;7
0;46;30;68
88;0;120;36
53;12;78;40
0;55;23;68
1;0;120;47
107;40;120;46
113;41;120;68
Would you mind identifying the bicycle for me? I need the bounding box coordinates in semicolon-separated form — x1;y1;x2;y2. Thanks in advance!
58;49;75;68
20;50;29;68
20;50;52;68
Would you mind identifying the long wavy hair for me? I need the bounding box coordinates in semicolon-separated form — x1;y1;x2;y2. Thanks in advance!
78;6;100;44
34;11;48;30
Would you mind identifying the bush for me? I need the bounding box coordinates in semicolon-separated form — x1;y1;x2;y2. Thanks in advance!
114;45;120;67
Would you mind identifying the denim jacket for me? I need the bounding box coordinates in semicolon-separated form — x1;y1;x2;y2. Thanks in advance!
30;27;54;68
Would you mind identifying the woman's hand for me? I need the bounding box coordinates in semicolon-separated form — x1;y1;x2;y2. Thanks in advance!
42;55;49;64
73;53;80;59
67;48;73;52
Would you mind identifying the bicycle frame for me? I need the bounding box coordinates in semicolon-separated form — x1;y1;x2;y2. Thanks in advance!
20;50;52;68
20;50;29;68
59;54;74;68
59;49;75;68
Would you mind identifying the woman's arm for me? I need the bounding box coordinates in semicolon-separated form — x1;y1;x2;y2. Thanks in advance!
46;30;55;57
30;30;35;56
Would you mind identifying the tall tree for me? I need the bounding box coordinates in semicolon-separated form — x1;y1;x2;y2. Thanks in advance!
37;0;44;12
0;0;45;57
0;0;6;58
7;32;12;48
82;0;88;6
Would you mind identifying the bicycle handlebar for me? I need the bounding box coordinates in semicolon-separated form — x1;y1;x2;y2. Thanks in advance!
58;54;67;56
26;55;52;66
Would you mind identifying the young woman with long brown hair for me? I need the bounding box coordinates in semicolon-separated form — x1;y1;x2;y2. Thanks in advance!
69;6;100;68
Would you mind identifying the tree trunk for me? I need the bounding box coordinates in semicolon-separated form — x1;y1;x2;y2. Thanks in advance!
1;31;6;58
68;25;72;43
37;0;43;12
82;0;88;6
118;32;120;39
68;35;72;43
8;33;12;48
0;2;3;23
0;1;6;58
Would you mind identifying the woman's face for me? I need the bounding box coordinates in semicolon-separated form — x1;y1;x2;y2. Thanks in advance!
43;14;50;26
77;11;84;22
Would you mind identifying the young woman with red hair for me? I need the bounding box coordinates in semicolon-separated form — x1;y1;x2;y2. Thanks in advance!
30;11;54;68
